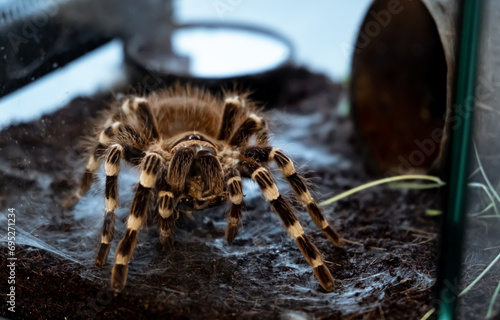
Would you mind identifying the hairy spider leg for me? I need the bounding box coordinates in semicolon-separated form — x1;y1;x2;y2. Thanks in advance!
93;142;145;267
64;95;158;209
121;96;160;141
237;159;334;291
224;168;244;243
243;146;344;247
95;144;121;266
218;96;244;141
229;113;267;146
63;122;124;208
156;170;178;248
217;93;268;147
111;152;163;292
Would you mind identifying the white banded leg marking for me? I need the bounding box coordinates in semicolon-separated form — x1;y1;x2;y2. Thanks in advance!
122;97;148;115
104;144;124;212
139;171;156;188
225;96;241;106
251;167;279;201
127;214;142;230
158;191;175;219
227;176;243;204
140;153;163;188
132;97;148;109
287;221;305;239
99;122;123;145
116;254;127;265
95;144;125;268
86;155;100;172
159;191;174;198
225;169;244;243
101;234;112;245
299;191;314;205
105;198;118;213
248;113;262;126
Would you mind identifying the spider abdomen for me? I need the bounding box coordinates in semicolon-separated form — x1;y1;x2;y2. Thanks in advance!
148;87;255;140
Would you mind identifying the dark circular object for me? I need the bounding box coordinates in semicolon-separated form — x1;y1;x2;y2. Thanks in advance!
124;22;295;105
126;22;294;79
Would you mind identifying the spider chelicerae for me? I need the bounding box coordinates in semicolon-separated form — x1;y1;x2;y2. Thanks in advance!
64;85;344;292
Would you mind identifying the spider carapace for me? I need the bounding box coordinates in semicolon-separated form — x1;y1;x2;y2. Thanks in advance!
64;85;344;292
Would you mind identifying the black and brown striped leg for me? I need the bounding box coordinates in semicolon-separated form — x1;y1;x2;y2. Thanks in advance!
157;210;179;249
270;148;344;247
95;144;125;267
239;160;334;291
121;97;160;140
156;177;179;248
229;113;267;146
244;146;344;247
225;168;244;243
218;96;243;141
111;152;163;292
62;121;125;209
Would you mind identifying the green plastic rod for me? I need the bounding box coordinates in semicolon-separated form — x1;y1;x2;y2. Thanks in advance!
437;0;483;319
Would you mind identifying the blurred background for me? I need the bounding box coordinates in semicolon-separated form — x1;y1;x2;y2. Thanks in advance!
0;0;371;128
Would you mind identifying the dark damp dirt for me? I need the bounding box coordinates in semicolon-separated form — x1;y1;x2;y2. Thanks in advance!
0;67;441;319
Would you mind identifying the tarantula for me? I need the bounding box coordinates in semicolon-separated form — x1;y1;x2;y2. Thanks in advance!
64;85;344;292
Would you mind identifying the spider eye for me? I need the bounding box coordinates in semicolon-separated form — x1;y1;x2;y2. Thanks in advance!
188;134;201;140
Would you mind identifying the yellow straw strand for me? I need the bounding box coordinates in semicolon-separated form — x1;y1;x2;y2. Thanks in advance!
319;175;445;207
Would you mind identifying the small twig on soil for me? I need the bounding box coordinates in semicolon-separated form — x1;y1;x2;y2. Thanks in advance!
368;258;379;266
323;259;342;267
484;246;500;251
420;307;435;320
399;227;437;237
487;280;500;318
393;237;436;248
163;287;186;295
476;215;500;219
425;209;442;216
342;239;387;251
